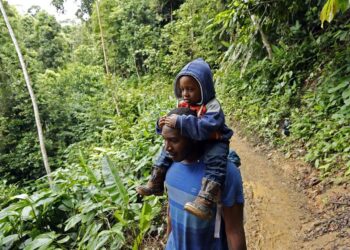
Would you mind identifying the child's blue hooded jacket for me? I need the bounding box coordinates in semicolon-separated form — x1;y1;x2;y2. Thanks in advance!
173;58;233;141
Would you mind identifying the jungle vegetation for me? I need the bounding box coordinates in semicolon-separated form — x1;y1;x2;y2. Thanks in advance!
0;0;349;248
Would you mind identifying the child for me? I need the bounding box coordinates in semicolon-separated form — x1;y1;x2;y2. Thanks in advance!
137;58;233;220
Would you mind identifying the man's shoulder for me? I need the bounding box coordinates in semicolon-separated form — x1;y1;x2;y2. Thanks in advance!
226;161;242;183
222;160;244;206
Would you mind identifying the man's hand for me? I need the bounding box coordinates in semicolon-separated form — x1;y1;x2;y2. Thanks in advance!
164;114;178;128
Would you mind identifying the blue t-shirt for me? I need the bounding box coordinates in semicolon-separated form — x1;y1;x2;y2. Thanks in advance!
165;160;244;250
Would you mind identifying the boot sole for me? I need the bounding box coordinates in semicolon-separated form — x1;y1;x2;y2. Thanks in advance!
184;203;211;220
136;187;164;196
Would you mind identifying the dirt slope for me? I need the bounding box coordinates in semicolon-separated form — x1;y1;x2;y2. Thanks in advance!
231;133;350;250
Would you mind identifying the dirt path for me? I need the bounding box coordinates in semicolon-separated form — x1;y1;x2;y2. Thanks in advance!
231;133;350;250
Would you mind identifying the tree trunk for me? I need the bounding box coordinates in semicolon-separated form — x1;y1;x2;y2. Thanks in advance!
170;0;173;22
0;0;52;185
189;0;195;59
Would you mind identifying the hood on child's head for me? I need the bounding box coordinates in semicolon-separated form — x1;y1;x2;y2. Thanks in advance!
174;58;215;105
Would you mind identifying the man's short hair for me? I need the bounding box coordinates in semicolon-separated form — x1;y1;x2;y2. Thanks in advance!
167;107;197;117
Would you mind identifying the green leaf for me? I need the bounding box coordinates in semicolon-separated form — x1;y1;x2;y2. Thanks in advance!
1;234;19;248
24;232;57;250
320;0;339;28
64;214;82;231
81;202;102;214
101;156;129;205
133;202;152;250
319;163;331;171
114;210;128;226
342;87;350;100
12;194;30;201
220;40;231;48
56;235;70;244
89;230;111;250
315;159;320;168
0;210;19;221
78;223;103;247
110;223;126;243
139;202;152;232
345;161;350;176
21;206;34;220
79;149;98;184
344;97;350;106
62;198;74;209
338;0;350;12
328;81;349;93
81;212;95;224
94;147;107;152
345;168;350;176
35;197;55;208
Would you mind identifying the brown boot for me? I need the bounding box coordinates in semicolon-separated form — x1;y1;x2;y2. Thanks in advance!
136;167;166;196
184;178;221;220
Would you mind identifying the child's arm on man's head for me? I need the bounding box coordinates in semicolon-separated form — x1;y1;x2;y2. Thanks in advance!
173;99;231;141
164;114;178;128
162;99;232;141
158;116;167;128
156;115;168;134
176;112;224;140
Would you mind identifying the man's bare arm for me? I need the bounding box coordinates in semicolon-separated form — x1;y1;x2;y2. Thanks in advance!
223;204;247;250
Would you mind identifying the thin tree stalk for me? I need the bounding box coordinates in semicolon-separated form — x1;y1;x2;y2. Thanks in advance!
250;14;273;60
170;0;173;22
132;52;141;85
106;74;121;116
95;0;120;115
189;0;195;59
96;0;109;74
0;0;52;184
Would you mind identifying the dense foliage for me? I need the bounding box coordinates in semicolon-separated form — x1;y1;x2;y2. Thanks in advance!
0;0;349;248
214;0;350;175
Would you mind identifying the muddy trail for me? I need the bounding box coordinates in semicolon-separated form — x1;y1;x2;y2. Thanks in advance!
231;132;350;250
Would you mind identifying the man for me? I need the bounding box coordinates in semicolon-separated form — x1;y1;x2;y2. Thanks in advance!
162;108;246;250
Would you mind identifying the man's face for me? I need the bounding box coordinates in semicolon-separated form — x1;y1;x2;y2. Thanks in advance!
162;125;193;162
179;76;202;104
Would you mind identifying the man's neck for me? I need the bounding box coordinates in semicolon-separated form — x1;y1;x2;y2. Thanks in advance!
182;149;201;164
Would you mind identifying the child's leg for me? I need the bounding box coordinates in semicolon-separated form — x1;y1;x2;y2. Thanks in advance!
202;141;229;186
184;141;229;220
136;147;173;196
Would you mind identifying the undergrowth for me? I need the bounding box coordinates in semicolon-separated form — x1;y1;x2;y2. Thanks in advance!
0;76;174;249
219;25;350;176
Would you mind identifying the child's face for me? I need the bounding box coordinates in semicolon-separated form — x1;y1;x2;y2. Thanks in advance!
179;76;201;104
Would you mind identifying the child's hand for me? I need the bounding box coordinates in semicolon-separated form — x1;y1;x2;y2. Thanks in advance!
165;114;178;128
158;116;167;128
